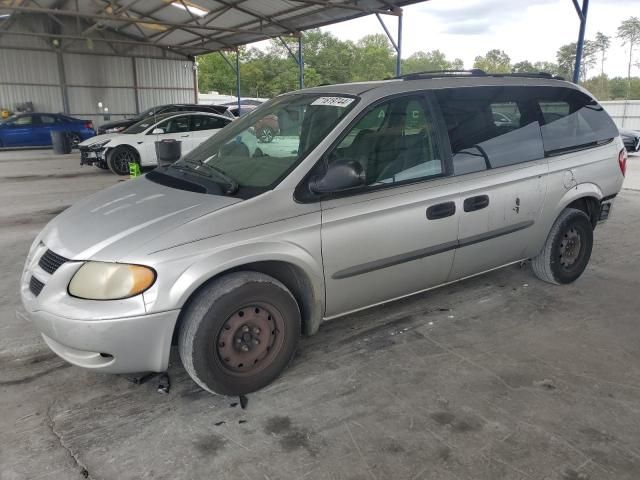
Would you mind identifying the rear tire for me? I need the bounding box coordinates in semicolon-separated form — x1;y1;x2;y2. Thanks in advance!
257;126;275;143
107;146;138;176
532;208;593;285
69;133;81;148
178;272;301;396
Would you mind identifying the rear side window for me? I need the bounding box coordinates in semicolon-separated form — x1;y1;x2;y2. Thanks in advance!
434;87;545;175
536;89;617;154
191;115;229;131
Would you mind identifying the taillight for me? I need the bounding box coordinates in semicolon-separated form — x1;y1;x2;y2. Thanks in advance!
618;148;627;177
85;121;94;130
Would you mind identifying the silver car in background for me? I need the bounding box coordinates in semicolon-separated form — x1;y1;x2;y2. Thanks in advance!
21;73;626;395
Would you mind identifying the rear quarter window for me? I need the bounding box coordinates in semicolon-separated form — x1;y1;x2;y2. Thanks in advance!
537;88;618;154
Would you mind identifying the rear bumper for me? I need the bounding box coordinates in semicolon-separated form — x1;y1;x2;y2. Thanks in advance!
598;195;617;223
22;308;180;373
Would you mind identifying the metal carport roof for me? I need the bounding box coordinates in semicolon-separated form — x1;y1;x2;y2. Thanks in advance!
0;1;428;58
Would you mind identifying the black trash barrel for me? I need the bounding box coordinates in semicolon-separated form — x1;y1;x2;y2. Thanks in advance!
155;139;181;167
51;131;72;154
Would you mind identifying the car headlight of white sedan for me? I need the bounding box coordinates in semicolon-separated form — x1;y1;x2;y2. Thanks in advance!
68;262;156;300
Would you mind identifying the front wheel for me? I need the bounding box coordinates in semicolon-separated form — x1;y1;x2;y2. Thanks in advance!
532;208;594;285
178;272;301;396
107;146;138;176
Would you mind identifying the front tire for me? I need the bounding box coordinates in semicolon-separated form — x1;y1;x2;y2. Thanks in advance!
107;146;138;176
532;208;594;285
178;272;301;396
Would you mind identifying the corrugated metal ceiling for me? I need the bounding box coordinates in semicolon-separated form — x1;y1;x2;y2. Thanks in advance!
0;1;428;57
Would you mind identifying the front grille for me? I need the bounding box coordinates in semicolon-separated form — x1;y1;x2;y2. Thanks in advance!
29;276;45;297
38;249;68;274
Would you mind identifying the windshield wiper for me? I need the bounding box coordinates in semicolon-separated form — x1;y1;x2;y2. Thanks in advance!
206;164;239;195
175;161;239;195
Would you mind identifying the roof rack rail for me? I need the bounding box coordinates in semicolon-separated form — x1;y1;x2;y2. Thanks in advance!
396;70;564;81
397;69;486;80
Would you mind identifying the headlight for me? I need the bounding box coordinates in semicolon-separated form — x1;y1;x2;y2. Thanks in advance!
68;262;156;300
89;139;111;150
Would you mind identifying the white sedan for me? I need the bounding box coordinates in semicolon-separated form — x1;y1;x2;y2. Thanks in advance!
79;112;233;175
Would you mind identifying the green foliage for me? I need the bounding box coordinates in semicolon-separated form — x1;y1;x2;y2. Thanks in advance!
196;27;640;101
473;49;511;73
403;50;456;74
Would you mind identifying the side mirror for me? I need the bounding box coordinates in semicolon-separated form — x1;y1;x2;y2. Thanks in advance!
309;159;365;194
152;128;165;134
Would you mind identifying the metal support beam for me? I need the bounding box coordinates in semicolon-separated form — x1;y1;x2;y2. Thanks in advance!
396;11;403;78
375;8;403;77
132;57;140;114
572;0;589;84
3;5;274;37
56;50;70;114
299;35;304;89
220;51;241;114
236;50;241;115
278;35;304;89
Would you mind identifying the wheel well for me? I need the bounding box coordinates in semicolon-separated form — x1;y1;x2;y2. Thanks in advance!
566;196;600;228
171;261;318;345
108;144;140;162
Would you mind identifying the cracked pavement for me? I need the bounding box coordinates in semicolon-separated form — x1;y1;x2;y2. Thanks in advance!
2;151;640;480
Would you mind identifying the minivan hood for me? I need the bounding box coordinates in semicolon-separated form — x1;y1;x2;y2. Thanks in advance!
40;176;241;261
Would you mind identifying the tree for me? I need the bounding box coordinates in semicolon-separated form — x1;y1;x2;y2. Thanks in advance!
351;34;395;80
512;60;536;73
617;17;640;98
473;49;511;73
533;61;561;77
556;41;597;81
402;50;462;74
594;32;611;77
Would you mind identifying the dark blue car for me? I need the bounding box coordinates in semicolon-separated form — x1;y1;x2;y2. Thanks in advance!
0;113;95;148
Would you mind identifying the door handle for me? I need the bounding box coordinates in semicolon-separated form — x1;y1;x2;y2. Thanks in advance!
426;201;456;220
180;134;190;137
463;195;490;212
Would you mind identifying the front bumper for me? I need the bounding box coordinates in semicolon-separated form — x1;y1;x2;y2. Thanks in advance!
79;146;107;166
22;308;179;373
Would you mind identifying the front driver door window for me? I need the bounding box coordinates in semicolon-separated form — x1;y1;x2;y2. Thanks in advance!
320;94;457;317
330;96;444;187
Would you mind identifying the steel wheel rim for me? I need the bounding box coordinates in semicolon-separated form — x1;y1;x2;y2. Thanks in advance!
216;302;285;375
559;227;583;269
114;150;134;174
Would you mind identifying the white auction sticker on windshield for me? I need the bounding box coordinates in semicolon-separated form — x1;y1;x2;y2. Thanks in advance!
311;97;355;107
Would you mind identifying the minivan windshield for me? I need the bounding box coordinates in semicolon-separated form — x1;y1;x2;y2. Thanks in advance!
171;94;357;190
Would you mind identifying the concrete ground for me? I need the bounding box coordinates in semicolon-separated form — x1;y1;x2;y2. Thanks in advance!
1;149;640;480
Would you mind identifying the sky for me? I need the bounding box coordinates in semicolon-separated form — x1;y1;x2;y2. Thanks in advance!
318;0;639;78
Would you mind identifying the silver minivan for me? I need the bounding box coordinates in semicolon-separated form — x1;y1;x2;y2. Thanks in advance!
20;72;626;395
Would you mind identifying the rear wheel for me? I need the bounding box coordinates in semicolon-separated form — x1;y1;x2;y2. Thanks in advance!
178;272;301;396
107;146;138;176
532;208;593;284
257;126;275;143
68;133;81;148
